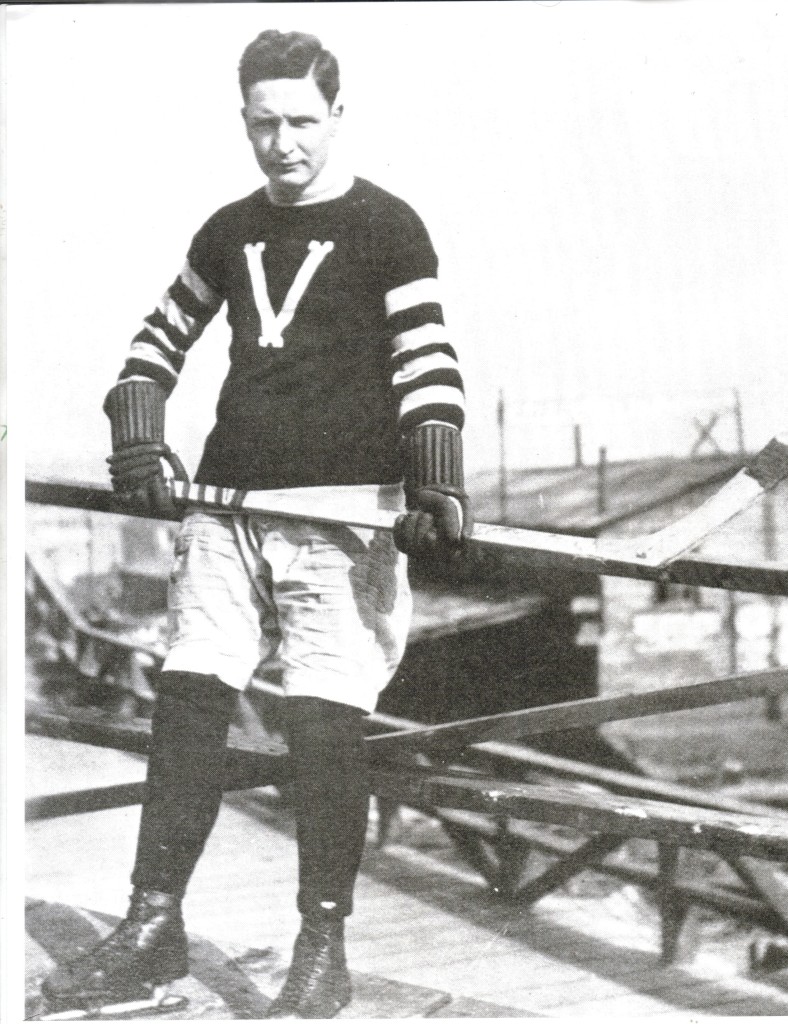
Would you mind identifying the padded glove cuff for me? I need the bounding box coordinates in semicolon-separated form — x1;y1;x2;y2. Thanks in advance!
402;422;464;507
104;379;166;452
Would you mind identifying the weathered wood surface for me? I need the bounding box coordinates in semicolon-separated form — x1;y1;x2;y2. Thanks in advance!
25;476;788;594
27;700;788;863
369;668;788;754
24;901;519;1020
372;769;788;861
26;736;788;1019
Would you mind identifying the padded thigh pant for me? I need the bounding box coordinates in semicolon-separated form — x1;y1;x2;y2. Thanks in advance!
163;511;411;714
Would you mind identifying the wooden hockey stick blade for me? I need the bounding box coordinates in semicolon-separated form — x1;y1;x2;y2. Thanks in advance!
629;435;788;567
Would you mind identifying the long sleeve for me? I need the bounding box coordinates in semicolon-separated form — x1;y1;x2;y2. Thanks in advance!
382;211;465;436
385;276;465;434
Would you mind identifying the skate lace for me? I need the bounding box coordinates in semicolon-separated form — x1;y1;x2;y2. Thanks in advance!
63;917;145;983
273;930;331;1010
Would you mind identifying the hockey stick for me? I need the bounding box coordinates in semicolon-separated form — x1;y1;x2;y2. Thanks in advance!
169;434;788;572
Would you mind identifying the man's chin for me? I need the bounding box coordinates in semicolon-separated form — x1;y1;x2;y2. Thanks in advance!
267;166;305;185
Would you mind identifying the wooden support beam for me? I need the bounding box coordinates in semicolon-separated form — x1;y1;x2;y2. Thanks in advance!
370;668;788;755
24;751;291;821
471;741;788;817
657;844;690;964
435;810;788;933
731;857;788;933
372;769;788;861
25;701;290;791
26;782;147;821
436;816;502;890
515;834;623;906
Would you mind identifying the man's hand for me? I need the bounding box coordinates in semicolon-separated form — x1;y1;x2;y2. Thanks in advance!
394;484;473;557
104;379;186;518
107;441;180;518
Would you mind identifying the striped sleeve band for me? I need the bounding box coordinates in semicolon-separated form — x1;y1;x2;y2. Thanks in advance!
118;261;223;394
385;277;464;433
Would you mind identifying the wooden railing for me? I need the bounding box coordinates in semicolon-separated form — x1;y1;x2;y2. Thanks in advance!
25;476;788;965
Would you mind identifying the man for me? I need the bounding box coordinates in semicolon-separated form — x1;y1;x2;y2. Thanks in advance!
42;29;471;1020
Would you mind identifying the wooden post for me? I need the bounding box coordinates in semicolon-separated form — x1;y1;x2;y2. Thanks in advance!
597;446;607;515
763;491;782;721
573;424;583;468
497;389;508;524
733;389;746;455
726;591;738;675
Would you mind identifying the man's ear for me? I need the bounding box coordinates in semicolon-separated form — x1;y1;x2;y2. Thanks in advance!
330;102;344;131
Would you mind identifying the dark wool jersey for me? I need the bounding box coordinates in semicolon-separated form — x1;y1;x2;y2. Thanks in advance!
118;177;465;491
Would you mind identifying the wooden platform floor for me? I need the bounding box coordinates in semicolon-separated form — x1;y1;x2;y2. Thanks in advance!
24;736;788;1019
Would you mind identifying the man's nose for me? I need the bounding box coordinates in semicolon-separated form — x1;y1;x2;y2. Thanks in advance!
272;122;295;154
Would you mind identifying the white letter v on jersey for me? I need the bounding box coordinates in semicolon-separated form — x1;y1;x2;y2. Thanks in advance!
244;241;334;348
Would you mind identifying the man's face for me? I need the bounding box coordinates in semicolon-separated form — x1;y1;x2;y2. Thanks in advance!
242;75;342;199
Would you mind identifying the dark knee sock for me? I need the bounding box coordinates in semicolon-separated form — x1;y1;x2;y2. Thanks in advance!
131;671;238;897
285;696;370;920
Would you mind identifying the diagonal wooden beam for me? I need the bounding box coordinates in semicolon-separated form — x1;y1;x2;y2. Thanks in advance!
729;856;788;933
369;668;788;755
514;834;624;906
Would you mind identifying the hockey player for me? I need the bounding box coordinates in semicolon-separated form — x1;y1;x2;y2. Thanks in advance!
42;29;471;1019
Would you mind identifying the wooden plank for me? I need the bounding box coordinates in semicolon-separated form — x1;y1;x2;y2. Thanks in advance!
372;769;788;861
366;698;788;822
25;475;788;594
471;740;788;818
26;781;147;820
25;701;290;790
369;668;788;754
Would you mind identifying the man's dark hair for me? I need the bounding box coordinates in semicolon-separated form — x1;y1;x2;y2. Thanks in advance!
239;30;340;106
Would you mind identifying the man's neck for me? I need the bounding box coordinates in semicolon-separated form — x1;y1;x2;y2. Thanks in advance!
266;159;354;207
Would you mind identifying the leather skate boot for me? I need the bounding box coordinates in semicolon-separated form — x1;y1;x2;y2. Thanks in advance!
265;917;352;1019
41;889;188;1013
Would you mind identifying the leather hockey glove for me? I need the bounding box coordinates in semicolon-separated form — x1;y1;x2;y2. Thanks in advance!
104;379;186;519
394;422;473;558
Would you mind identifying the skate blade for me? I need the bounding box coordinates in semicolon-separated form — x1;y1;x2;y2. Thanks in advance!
40;989;188;1021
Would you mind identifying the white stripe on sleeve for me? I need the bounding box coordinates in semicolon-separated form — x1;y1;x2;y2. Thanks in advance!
158;293;197;339
385;277;440;317
391;322;448;355
143;321;180;353
392;351;459;387
398;384;466;420
179;261;222;310
129;340;179;378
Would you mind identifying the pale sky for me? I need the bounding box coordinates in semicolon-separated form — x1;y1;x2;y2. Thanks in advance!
7;0;788;480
